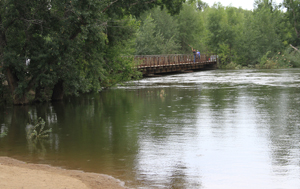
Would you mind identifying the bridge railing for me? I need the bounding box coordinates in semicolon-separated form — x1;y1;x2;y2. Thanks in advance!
133;54;217;68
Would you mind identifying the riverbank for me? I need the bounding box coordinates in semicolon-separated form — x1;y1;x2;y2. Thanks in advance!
0;157;127;189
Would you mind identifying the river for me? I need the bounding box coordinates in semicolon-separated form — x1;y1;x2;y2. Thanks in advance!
1;69;300;188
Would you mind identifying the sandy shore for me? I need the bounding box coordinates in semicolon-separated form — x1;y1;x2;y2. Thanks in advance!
0;157;127;189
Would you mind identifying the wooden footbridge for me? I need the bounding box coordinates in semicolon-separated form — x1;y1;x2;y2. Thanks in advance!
134;54;218;76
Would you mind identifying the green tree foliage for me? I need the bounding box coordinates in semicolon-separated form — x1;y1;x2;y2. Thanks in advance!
283;0;300;45
135;3;204;55
197;0;294;67
149;8;179;41
239;1;285;65
0;0;184;105
135;15;164;55
205;4;242;64
195;0;209;11
135;7;181;55
176;3;203;53
206;4;224;52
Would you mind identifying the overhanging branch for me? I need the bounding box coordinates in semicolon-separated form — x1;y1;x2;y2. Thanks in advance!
290;44;300;53
102;0;119;13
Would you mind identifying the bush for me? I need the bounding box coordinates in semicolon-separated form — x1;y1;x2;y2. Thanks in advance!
257;48;295;69
284;46;300;67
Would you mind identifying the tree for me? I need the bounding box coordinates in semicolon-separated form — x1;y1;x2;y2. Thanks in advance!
135;7;180;55
135;15;164;55
149;7;179;44
196;0;209;11
283;0;300;45
0;0;185;105
176;3;203;53
205;4;239;61
254;0;276;11
239;3;284;65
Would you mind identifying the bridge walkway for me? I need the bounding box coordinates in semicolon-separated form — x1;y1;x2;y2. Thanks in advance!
133;54;218;75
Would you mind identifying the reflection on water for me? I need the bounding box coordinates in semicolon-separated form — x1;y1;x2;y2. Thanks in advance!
1;69;300;188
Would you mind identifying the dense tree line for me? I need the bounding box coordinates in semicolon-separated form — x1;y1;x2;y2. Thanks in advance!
135;0;300;69
1;0;300;105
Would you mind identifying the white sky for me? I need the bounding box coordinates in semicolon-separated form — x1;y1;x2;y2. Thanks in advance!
206;0;282;10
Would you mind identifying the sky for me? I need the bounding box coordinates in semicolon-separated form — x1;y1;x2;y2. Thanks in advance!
206;0;282;10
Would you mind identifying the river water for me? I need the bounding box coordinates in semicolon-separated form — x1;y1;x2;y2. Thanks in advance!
1;69;300;188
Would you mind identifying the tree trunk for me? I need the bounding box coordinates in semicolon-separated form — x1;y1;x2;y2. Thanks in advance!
34;85;43;103
5;67;29;105
51;79;64;101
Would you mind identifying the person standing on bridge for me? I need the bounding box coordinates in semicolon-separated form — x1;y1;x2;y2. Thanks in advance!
192;48;196;63
197;50;200;60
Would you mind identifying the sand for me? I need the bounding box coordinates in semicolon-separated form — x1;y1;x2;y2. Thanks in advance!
0;157;127;189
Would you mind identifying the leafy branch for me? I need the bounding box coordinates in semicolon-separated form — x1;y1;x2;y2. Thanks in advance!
0;131;7;138
26;113;52;140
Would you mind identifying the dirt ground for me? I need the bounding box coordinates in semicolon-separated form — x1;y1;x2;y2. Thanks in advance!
0;157;127;189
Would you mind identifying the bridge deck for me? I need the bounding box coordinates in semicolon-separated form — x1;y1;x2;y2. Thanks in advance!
134;54;218;75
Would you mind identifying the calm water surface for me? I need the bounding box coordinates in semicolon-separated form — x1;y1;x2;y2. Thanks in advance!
1;69;300;188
